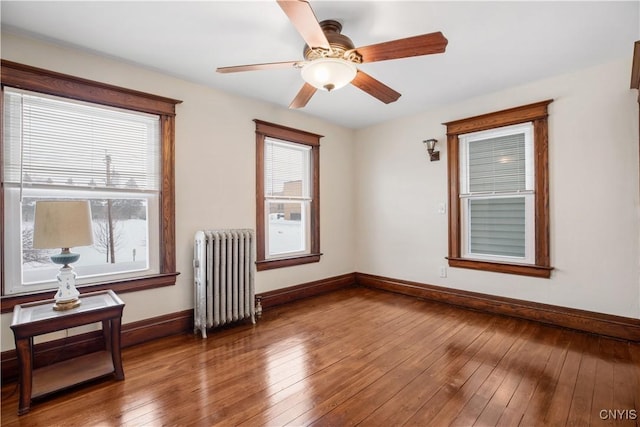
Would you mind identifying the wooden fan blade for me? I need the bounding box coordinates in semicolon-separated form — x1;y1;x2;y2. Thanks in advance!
289;83;317;109
277;0;330;49
356;31;448;63
217;61;302;73
351;70;401;104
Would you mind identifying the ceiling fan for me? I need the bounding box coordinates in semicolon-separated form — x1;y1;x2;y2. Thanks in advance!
216;0;448;109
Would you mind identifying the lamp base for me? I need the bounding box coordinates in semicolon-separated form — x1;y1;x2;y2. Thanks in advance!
53;298;81;311
52;263;81;312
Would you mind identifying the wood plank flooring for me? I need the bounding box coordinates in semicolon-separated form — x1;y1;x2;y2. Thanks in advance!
2;287;639;426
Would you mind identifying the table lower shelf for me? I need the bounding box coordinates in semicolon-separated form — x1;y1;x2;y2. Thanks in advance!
32;351;116;399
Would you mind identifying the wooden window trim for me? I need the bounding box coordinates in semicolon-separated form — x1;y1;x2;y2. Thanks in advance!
443;100;553;278
631;40;640;93
631;41;640;191
0;60;182;313
254;119;322;271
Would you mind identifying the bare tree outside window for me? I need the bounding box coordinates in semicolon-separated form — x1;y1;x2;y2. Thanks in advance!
105;153;116;263
93;218;123;263
22;227;51;264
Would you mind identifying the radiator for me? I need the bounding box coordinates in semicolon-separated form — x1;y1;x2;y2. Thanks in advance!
193;229;256;338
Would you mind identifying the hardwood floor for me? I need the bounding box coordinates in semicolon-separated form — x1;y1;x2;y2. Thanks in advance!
2;287;639;426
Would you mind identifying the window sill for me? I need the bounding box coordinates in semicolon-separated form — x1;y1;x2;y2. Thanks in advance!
447;257;552;278
256;253;322;271
1;272;179;314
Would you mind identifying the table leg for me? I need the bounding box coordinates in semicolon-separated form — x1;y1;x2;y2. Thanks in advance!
15;337;33;415
110;317;124;380
102;319;111;352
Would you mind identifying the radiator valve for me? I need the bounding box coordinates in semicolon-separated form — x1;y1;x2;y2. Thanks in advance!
255;296;263;319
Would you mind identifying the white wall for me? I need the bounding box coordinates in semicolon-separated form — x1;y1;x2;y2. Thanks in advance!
355;58;640;319
0;32;357;350
2;31;639;354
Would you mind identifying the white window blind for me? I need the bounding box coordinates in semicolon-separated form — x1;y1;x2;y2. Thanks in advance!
460;123;534;262
3;88;160;191
264;138;310;199
468;197;526;258
468;133;527;193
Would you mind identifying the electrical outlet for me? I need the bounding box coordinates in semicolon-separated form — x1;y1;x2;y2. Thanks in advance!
438;202;446;214
439;266;447;278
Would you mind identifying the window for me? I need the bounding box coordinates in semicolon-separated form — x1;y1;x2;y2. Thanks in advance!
444;100;553;278
1;60;181;308
4;88;161;294
255;120;321;271
460;123;535;263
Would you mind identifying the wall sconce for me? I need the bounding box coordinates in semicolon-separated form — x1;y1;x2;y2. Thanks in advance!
423;138;440;162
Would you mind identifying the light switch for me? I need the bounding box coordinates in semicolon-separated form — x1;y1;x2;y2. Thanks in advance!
439;266;447;278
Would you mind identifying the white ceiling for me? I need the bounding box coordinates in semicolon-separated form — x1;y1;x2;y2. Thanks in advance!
2;1;638;129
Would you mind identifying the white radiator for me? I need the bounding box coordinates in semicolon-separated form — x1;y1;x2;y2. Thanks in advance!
193;229;256;338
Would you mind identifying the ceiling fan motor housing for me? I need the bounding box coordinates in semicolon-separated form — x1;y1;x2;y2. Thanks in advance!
303;20;362;63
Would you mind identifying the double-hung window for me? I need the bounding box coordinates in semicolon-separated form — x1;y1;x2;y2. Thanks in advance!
264;138;312;257
3;88;160;294
255;120;321;271
1;60;180;307
459;123;534;263
445;100;553;278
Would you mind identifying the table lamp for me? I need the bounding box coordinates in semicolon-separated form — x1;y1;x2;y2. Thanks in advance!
33;200;94;311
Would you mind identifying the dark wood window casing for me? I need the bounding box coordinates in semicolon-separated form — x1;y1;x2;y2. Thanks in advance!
632;41;640;190
0;60;182;312
254;119;322;271
444;100;554;278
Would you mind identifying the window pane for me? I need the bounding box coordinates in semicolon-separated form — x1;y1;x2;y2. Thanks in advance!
469;197;526;258
468;132;526;193
267;200;307;256
21;196;150;285
264;138;310;198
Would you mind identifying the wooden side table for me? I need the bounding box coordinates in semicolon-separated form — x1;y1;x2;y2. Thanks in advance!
10;290;125;415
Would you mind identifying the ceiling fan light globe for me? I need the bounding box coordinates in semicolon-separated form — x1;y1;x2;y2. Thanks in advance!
301;58;357;92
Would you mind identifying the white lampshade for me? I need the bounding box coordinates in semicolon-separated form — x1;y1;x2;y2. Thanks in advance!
301;58;357;92
33;200;94;249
